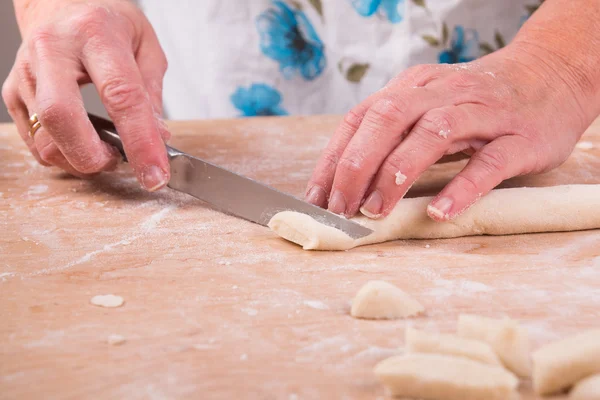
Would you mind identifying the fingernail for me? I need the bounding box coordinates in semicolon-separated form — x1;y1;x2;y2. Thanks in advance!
360;191;383;219
427;197;453;220
141;165;168;192
306;185;327;207
328;190;347;215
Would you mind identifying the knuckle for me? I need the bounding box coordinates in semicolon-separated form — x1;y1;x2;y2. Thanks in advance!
454;173;481;193
101;78;148;113
74;152;108;174
72;7;111;39
474;148;507;175
338;155;366;176
319;149;339;171
342;108;364;132
37;98;70;130
28;27;57;52
368;97;407;126
447;72;480;92
37;140;62;164
415;109;456;142
1;79;18;112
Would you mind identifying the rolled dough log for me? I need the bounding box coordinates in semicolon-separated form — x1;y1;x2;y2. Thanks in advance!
457;314;531;378
268;184;600;250
533;329;600;395
374;353;519;400
350;280;424;320
405;327;501;366
570;374;600;400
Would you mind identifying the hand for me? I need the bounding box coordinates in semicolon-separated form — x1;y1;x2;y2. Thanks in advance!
2;0;170;191
306;44;594;221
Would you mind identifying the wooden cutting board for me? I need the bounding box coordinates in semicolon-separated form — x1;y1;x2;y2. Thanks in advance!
1;116;599;400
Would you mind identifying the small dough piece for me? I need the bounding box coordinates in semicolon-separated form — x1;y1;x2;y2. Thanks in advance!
350;280;424;320
90;294;124;308
107;334;126;345
395;171;407;185
374;353;519;400
570;374;600;400
268;184;600;251
533;329;600;395
457;314;531;377
405;327;501;366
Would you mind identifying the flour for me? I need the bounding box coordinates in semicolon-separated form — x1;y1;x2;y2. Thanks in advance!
303;300;329;310
107;334;127;345
576;141;594;150
395;171;407;185
27;184;48;198
427;279;494;299
241;308;258;316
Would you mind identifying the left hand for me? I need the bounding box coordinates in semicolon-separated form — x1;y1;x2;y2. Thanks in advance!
305;44;594;221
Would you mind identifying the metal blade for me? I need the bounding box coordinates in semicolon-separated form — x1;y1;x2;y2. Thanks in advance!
167;153;373;239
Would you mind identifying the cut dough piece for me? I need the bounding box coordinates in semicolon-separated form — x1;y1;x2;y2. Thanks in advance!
374;353;518;400
533;329;600;395
107;334;126;345
350;280;424;320
405;327;501;366
570;374;600;400
457;314;531;377
90;294;124;308
268;184;600;250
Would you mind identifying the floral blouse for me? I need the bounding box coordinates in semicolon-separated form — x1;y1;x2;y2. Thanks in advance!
138;0;543;119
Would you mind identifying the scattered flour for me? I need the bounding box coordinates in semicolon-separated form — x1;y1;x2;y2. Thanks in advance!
239;354;248;361
241;308;258;316
303;300;329;310
107;334;127;345
576;141;594;150
27;184;48;197
438;129;450;139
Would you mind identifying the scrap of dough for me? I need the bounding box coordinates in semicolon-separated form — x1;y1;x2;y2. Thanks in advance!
570;374;600;400
90;294;124;308
268;184;600;250
350;280;424;320
576;141;594;150
405;327;501;366
532;329;600;395
107;334;126;345
457;314;531;377
374;353;518;400
395;171;407;185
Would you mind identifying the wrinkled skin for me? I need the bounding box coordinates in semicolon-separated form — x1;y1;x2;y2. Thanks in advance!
2;0;170;190
306;45;594;221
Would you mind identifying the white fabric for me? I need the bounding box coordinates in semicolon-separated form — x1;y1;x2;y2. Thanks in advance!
138;0;533;120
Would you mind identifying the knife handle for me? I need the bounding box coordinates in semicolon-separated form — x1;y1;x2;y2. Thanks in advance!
88;113;181;161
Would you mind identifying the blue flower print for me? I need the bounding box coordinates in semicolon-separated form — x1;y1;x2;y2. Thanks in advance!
230;83;288;117
439;26;480;64
256;1;326;81
351;0;405;24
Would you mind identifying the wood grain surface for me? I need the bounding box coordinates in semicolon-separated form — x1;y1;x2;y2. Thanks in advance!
1;116;599;400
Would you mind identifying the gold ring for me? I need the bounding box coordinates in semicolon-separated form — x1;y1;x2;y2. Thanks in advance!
28;113;41;138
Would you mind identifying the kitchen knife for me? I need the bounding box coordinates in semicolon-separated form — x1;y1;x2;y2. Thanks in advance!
88;113;374;239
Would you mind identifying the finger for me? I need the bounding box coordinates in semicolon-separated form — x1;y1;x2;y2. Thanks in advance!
31;40;120;174
1;70;48;166
32;128;90;178
305;95;381;208
328;87;448;216
136;21;170;141
427;135;536;221
82;37;170;192
360;104;502;218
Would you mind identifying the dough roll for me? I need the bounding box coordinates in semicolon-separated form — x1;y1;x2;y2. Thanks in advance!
268;184;600;251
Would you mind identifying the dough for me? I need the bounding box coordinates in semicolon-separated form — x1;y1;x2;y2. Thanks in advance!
350;280;424;320
457;314;531;377
533;329;600;395
570;374;600;400
374;353;518;400
90;294;124;308
268;184;600;250
107;334;126;345
405;327;501;366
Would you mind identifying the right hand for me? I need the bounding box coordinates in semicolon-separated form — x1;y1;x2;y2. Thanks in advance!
2;0;171;191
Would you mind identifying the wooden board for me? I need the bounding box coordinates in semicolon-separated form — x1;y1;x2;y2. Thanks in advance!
1;115;599;400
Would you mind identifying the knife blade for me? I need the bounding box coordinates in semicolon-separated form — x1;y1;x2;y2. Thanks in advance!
88;113;373;239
